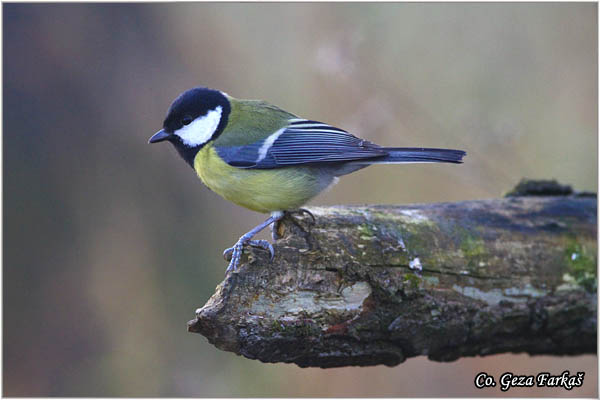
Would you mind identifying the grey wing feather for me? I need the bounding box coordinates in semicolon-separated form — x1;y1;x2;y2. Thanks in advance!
215;120;387;169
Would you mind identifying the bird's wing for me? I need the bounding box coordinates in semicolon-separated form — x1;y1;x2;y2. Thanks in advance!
214;119;387;169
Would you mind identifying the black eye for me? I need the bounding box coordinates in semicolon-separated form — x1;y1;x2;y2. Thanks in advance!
182;116;192;126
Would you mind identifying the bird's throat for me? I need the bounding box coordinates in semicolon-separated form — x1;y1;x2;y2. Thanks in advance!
170;140;203;168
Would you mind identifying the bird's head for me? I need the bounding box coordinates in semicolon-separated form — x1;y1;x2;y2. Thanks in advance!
149;87;231;166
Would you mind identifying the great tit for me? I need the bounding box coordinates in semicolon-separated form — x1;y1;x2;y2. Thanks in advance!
149;87;466;272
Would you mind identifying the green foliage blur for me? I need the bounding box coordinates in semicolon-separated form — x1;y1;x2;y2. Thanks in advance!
4;3;597;397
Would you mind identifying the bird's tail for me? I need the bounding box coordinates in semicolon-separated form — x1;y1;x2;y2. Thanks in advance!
371;147;466;164
332;147;466;176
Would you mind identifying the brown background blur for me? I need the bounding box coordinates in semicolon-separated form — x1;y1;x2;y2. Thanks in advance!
3;3;597;397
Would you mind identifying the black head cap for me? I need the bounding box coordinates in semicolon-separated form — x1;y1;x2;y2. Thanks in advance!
163;87;230;134
151;87;231;167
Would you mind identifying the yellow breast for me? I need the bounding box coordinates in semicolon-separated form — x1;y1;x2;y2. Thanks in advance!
194;145;331;213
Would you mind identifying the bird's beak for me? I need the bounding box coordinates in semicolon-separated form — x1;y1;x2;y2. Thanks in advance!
148;129;171;144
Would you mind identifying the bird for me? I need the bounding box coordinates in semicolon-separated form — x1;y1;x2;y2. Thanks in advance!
149;87;466;272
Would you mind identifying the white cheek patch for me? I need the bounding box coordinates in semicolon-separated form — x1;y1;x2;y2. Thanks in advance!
174;106;222;147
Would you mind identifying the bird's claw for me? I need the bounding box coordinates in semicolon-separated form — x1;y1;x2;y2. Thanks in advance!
224;241;244;273
223;239;276;272
292;208;316;224
249;239;275;261
272;208;316;240
222;247;234;261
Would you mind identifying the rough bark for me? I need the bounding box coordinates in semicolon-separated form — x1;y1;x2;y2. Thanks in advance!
188;180;597;368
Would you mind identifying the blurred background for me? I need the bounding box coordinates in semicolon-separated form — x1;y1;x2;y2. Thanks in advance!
3;3;597;397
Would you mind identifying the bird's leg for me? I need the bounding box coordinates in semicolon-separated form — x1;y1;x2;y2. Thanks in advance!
271;208;316;240
223;212;283;273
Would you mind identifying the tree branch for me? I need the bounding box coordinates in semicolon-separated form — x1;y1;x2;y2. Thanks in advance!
188;180;597;368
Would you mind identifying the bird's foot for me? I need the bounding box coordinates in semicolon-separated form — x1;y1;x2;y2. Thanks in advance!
223;240;275;261
223;239;275;272
222;213;283;273
271;208;316;240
